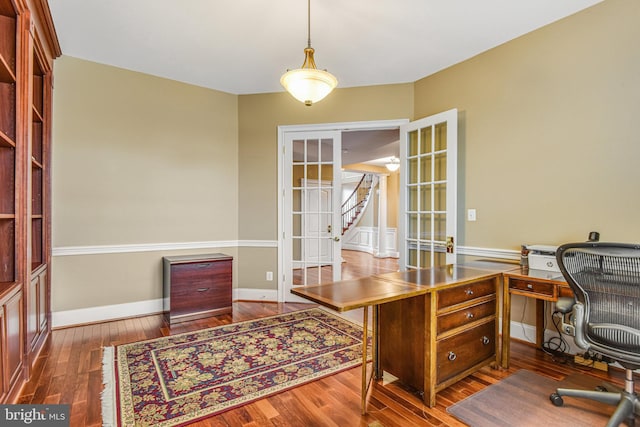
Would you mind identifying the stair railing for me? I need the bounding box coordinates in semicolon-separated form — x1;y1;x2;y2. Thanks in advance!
341;173;375;234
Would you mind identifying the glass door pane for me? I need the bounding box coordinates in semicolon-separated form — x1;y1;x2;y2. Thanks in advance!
400;110;457;270
285;132;342;294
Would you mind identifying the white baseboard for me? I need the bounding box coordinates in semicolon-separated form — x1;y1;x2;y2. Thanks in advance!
52;290;280;328
52;298;164;328
509;320;581;355
234;288;278;302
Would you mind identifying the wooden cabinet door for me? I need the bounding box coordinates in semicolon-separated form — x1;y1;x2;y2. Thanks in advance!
27;269;47;352
4;290;23;394
0;305;6;401
38;270;47;332
27;275;39;349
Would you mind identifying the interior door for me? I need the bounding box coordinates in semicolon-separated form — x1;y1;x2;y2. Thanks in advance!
283;131;342;301
303;181;333;265
400;109;458;270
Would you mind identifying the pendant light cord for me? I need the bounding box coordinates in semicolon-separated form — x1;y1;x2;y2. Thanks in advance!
307;0;311;48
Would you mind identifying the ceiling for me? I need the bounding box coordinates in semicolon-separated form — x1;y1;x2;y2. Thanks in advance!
47;1;602;168
48;0;602;96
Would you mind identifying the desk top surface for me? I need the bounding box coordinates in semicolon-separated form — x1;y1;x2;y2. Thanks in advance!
290;276;427;312
504;266;567;284
291;264;507;312
377;264;508;289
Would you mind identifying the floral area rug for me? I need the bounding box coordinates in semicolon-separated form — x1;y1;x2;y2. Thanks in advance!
104;308;369;426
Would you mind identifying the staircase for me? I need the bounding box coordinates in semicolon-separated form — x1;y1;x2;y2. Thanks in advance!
341;173;376;235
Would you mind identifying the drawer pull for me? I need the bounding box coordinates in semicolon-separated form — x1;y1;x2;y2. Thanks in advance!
466;312;474;319
465;289;474;296
197;287;210;292
447;351;457;361
482;336;490;345
527;284;533;289
196;263;213;268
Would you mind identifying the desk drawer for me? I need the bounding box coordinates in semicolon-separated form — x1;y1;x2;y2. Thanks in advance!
509;278;555;298
437;299;496;335
438;279;495;309
436;320;495;384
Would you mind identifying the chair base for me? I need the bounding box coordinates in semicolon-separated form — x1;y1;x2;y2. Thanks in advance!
550;388;640;427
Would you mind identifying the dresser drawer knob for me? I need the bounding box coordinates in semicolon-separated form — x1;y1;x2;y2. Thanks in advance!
197;287;210;292
465;289;474;296
527;284;533;289
466;312;474;319
482;336;490;345
448;351;457;361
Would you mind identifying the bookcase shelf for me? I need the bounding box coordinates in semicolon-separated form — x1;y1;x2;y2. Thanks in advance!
0;0;59;404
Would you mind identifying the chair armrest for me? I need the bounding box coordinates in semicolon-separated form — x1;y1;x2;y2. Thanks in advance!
555;296;576;314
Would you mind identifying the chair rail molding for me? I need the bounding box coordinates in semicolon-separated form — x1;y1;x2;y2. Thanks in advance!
52;240;278;256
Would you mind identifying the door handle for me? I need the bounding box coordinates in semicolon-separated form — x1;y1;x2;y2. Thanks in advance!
333;236;340;242
446;236;454;254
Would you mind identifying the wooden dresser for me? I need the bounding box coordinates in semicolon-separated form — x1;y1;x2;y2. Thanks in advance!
163;254;233;324
376;266;501;407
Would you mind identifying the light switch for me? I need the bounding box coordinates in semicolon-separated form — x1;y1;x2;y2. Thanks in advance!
467;209;477;221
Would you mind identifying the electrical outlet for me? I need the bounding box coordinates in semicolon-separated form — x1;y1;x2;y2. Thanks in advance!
266;271;273;281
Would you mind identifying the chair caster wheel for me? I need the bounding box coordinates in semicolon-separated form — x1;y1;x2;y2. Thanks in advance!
550;392;564;407
595;385;607;392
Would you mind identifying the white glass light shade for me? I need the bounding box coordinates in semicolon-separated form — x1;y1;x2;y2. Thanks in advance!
386;157;400;172
280;68;337;106
281;47;337;106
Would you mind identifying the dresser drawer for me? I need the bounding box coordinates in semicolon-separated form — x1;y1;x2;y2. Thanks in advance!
170;281;231;317
437;299;496;336
509;278;555;298
436;320;495;384
170;261;231;286
437;279;495;309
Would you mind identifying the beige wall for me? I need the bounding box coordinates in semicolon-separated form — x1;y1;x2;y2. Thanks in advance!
414;0;640;250
52;56;239;311
412;0;640;326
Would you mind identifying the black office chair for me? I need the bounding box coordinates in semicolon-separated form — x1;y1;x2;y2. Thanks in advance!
549;242;640;427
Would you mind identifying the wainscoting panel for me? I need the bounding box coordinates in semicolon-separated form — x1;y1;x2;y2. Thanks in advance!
342;226;399;258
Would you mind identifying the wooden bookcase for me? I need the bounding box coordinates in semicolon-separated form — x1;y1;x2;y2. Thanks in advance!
0;0;60;403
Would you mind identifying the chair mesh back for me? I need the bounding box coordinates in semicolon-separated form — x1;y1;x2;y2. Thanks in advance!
558;243;640;360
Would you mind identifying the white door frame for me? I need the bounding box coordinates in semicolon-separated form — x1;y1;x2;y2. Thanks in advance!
277;119;409;302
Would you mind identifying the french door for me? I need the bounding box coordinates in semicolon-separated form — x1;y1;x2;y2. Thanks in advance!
400;109;458;270
282;130;342;301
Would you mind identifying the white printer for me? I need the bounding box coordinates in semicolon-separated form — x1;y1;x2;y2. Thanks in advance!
527;244;560;272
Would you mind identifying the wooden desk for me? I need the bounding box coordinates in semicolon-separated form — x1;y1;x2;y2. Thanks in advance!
376;266;503;407
291;276;428;414
291;265;505;410
501;267;571;368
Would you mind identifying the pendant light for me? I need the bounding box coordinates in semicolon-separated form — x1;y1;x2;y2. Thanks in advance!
280;0;338;106
385;157;400;172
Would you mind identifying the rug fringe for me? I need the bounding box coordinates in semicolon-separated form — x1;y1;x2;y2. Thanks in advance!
101;346;116;427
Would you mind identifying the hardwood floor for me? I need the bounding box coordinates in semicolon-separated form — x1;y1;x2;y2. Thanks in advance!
293;250;399;285
19;300;629;427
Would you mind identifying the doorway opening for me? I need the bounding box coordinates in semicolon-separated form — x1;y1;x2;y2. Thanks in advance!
278;119;408;302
